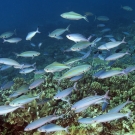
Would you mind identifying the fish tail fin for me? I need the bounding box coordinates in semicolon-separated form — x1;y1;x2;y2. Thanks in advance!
32;62;36;67
66;24;70;32
121;37;126;44
14;29;17;35
126;111;131;119
65;126;69;134
13;52;19;57
84;16;89;22
3;38;6;43
73;82;77;91
37;91;42;99
87;35;92;41
36;27;41;33
126;98;132;104
104;90;110;99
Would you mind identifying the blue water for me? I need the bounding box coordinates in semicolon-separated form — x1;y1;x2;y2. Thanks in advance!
0;0;134;32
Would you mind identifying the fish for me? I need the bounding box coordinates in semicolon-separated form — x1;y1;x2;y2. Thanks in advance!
97;24;105;27
93;69;106;78
70;74;83;82
58;64;91;81
81;49;91;60
14;62;36;69
64;57;82;65
0;65;12;71
44;62;70;73
19;67;36;74
66;33;91;42
54;82;77;100
91;111;131;123
69;41;92;51
34;69;45;75
9;84;29;98
14;51;40;58
96;16;109;21
24;114;63;131
71;91;109;110
122;32;130;36
104;34;114;38
123;65;135;74
0;105;21;115
49;25;70;39
3;37;22;44
98;37;126;50
26;27;40;41
97;70;125;79
0;29;16;38
9;92;42;107
121;6;133;11
37;123;69;133
108;99;132;113
100;28;111;33
61;11;89;22
30;43;36;47
105;52;129;61
109;37;116;42
0;58;20;66
38;42;42;48
1;81;14;90
78;118;94;124
29;78;44;90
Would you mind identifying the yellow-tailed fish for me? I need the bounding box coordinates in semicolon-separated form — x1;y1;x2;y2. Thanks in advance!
61;11;89;22
59;64;91;81
44;62;70;73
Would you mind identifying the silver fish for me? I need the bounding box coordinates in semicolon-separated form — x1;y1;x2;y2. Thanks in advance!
3;37;22;44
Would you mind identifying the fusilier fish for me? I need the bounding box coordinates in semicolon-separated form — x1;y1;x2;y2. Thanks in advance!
108;99;132;113
0;58;20;66
71;91;109;110
0;105;21;115
19;67;36;74
58;64;91;81
3;37;22;44
96;16;109;21
105;52;129;61
34;69;45;75
97;70;124;79
70;41;91;51
66;33;91;42
9;84;29;98
0;29;16;38
91;111;131;123
1;81;14;90
26;27;40;40
24;114;63;131
38;123;69;133
98;37;126;50
44;62;70;73
9;92;42;106
29;78;44;90
49;25;70;39
64;57;82;65
61;11;89;22
14;51;40;58
54;82;77;100
121;6;133;11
